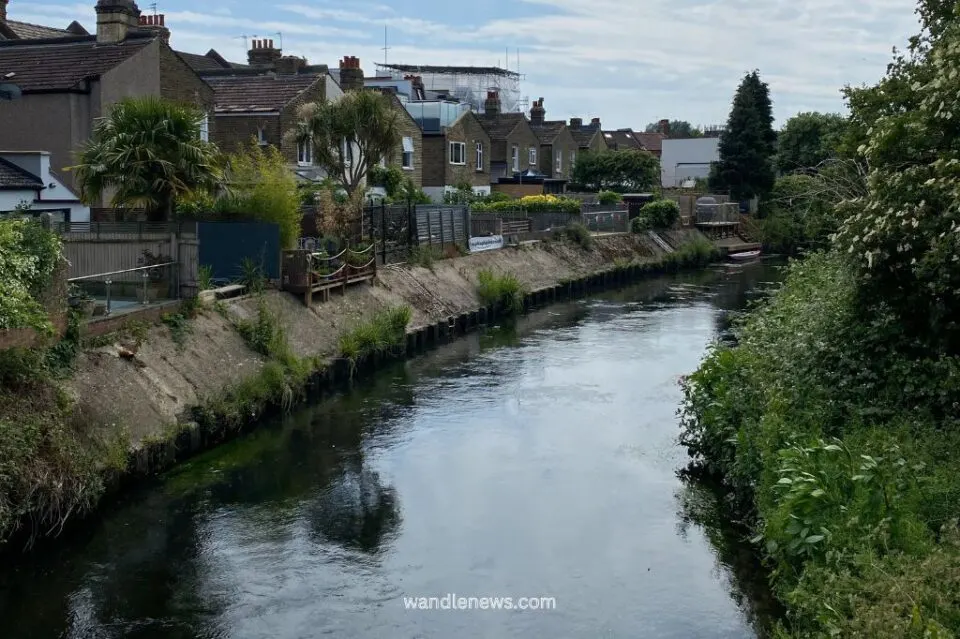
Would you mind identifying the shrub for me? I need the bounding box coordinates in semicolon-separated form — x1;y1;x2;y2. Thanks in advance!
368;165;404;197
338;305;412;361
664;236;718;268
597;190;623;205
634;200;680;230
559;223;594;250
476;270;525;315
0;218;63;332
472;194;581;215
408;245;443;269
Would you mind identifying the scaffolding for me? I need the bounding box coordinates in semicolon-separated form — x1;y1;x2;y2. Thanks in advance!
374;63;526;113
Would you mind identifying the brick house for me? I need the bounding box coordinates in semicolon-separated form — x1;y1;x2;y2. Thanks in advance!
602;129;644;151
421;110;491;202
0;0;214;203
375;90;423;189
633;132;665;159
568;117;607;154
527;98;578;182
199;43;337;173
477;91;540;182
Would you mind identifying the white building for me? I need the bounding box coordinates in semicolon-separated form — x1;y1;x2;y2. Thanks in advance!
660;138;720;188
0;151;88;222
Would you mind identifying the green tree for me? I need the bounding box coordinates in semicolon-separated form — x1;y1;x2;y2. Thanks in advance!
645;120;702;138
776;112;847;173
709;71;777;201
571;149;659;192
292;91;400;196
70;97;222;221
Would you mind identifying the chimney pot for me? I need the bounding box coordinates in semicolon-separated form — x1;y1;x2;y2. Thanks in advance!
0;0;7;23
96;0;141;44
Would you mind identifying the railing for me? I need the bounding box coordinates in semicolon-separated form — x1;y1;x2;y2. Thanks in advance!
68;261;179;317
695;203;740;225
307;245;376;286
581;209;630;233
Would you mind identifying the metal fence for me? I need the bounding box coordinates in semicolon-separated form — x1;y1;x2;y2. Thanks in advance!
695;202;740;225
68;262;179;317
581;209;630;233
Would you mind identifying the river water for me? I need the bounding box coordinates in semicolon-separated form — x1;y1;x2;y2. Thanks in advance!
0;261;784;639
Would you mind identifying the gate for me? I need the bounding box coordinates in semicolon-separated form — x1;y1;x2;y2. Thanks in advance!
197;221;281;282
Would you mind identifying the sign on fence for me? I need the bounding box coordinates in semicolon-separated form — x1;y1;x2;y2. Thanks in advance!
469;235;505;253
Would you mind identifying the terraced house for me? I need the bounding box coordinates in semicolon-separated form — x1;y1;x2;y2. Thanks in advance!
0;0;214;202
421;110;490;201
567;117;608;155
527;98;578;182
477;90;540;182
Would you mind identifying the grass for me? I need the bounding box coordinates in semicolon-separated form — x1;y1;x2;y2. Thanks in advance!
338;305;413;363
557;223;594;251
408;245;444;269
198;265;214;291
663;236;719;270
476;270;526;315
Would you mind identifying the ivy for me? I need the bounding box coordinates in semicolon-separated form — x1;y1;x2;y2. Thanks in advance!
0;219;63;333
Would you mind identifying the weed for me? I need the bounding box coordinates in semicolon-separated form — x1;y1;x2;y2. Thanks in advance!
337;305;412;363
476;270;526;315
409;245;443;269
560;223;594;251
198;265;214;291
240;257;266;294
161;312;192;350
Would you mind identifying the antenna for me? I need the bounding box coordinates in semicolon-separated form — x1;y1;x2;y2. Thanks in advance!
272;32;283;50
382;25;391;66
237;34;256;53
148;2;158;14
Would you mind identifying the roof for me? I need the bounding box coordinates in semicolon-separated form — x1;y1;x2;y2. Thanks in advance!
0;157;42;191
569;127;599;148
205;73;322;113
0;35;154;92
377;62;520;78
602;129;642;149
177;49;248;72
6;20;71;39
634;132;665;153
478;112;527;141
531;120;566;144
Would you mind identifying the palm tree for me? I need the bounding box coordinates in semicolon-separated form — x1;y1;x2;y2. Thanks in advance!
291;90;400;196
70;97;223;221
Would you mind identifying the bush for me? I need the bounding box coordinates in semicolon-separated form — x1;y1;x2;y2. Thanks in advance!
368;165;404;197
476;270;525;315
338;305;412;361
664;236;718;268
632;200;680;231
558;223;594;250
472;194;581;215
597;190;622;205
0;218;63;332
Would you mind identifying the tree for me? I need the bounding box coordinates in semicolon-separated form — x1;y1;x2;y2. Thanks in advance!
293;91;400;196
571;149;659;192
70;97;223;221
775;112;847;173
645;120;702;138
709;71;777;201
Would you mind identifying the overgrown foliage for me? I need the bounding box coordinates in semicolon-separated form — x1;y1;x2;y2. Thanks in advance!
558;223;594;250
471;194;581;214
775;112;848;174
630;199;680;231
645;120;702;138
70;97;223;221
476;270;526;315
337;306;412;362
0;218;63;332
571;149;660;193
368;164;405;198
709;71;777;200
597;190;623;205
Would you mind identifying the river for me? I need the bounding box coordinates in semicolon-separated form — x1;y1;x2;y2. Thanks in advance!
0;260;784;639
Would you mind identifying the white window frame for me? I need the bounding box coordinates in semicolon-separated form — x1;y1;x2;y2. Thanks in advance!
555;150;562;174
511;144;519;172
528;146;537;166
401;136;414;170
475;141;484;172
449;141;466;166
298;137;313;166
199;114;209;142
571;150;577;169
257;126;267;146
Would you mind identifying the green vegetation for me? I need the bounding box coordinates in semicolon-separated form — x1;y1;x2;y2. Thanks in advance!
70;96;223;221
337;306;412;362
645;120;702;138
680;7;960;633
198;265;214;291
755;172;851;254
471;194;581;214
368;164;405;197
663;236;718;269
630;200;680;231
571;148;660;193
408;245;444;269
775;112;847;174
709;71;776;200
557;222;594;251
597;190;623;205
476;270;525;315
0;218;63;332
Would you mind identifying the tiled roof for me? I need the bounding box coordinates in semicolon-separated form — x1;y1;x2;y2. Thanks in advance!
478;112;526;140
0;157;42;191
569;128;598;148
0;36;154;92
6;20;70;40
205;74;322;113
177;49;247;72
532;120;566;144
602;129;642;149
634;132;665;153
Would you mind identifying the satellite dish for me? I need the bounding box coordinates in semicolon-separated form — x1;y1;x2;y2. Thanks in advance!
0;83;22;101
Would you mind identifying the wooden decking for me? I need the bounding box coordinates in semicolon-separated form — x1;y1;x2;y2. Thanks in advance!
282;247;377;305
695;221;741;239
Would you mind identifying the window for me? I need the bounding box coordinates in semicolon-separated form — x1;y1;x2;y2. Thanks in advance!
257;127;267;145
555;150;562;174
449;141;466;165
402;136;414;170
570;150;577;169
511;145;519;172
297;137;313;165
475;141;484;172
528;147;537;166
199;114;209;142
342;138;353;166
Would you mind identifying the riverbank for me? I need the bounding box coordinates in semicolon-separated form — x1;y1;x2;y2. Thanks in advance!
0;229;716;550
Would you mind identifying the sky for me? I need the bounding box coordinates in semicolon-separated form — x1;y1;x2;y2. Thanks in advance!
12;0;922;130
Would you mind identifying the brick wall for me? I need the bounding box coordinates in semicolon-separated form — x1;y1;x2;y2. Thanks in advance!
422;135;446;187
160;46;216;138
385;97;423;188
548;127;578;181
278;77;326;163
443;112;491;189
491;183;545;198
213;114;280;156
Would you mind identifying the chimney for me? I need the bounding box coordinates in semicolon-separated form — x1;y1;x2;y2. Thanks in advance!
275;55;307;75
530;97;545;126
659;118;670;136
96;0;141;43
483;90;501;116
137;13;169;45
338;55;364;92
569;117;582;130
590;117;601;129
0;0;7;23
248;39;282;68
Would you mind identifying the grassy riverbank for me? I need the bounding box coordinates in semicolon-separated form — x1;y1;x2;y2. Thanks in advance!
680;252;960;637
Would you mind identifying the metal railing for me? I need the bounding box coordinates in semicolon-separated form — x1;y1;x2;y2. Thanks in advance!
695;203;740;225
68;261;179;316
581;209;630;233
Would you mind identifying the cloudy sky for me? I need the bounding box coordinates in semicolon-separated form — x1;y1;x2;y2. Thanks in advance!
13;0;920;129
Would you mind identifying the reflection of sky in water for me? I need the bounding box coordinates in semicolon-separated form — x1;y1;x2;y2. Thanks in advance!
1;262;786;639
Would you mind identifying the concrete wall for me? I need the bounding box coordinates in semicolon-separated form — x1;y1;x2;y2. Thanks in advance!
661;138;720;187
